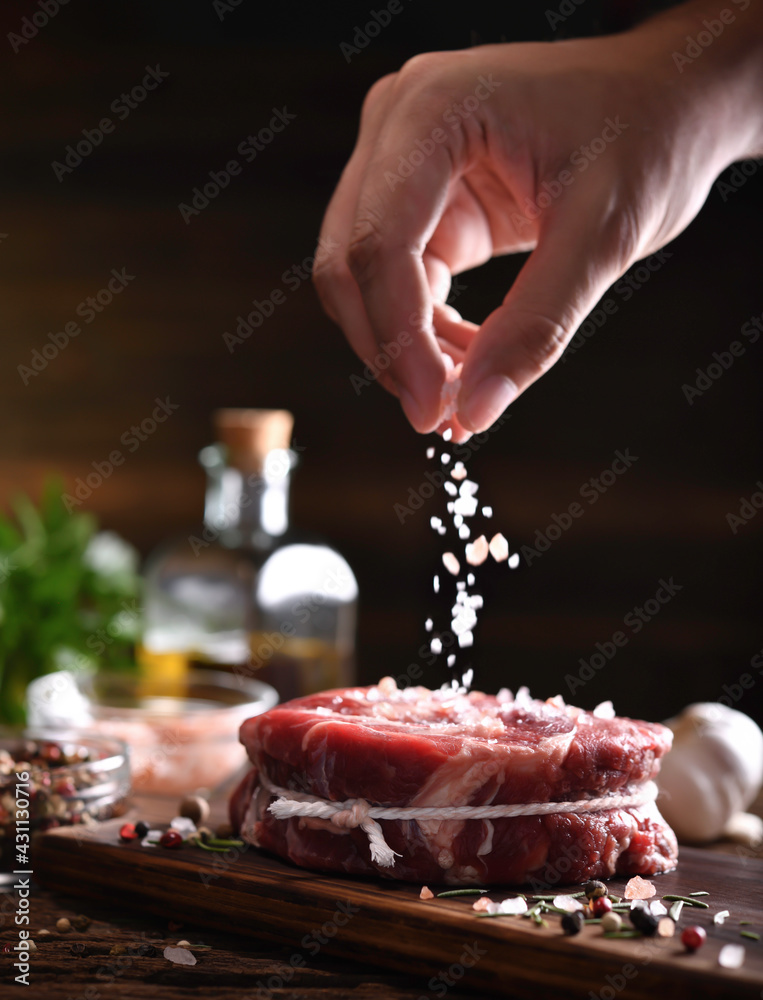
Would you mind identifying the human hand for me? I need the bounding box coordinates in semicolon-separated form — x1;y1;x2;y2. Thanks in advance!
314;1;763;439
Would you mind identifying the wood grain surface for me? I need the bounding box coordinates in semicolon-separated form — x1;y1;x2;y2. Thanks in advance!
32;820;763;999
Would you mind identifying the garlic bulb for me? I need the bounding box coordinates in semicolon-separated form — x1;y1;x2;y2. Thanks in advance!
656;703;763;844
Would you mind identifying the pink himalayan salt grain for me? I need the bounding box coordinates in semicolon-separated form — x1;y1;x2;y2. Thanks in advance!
420;886;434;900
488;533;509;562
442;552;460;576
465;535;489;566
451;462;467;480
623;876;656;900
472;897;492;912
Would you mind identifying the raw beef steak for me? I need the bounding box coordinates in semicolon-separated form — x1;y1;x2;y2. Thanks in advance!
230;679;678;886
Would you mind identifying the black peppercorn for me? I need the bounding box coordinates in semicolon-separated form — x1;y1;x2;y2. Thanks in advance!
135;820;150;838
629;904;659;936
561;911;585;935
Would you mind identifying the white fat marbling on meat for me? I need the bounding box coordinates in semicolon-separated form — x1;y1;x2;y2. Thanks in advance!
476;820;494;857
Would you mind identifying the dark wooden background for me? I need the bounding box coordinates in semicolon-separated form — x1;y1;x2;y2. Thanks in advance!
1;0;761;726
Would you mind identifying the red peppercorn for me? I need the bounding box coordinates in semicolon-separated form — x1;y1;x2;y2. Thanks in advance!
54;779;76;797
159;830;183;849
119;823;138;842
592;896;613;917
681;925;706;952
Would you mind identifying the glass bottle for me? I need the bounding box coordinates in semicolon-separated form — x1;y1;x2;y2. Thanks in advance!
137;409;357;700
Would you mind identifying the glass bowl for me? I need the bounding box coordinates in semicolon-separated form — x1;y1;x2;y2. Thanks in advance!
68;669;276;796
0;729;129;882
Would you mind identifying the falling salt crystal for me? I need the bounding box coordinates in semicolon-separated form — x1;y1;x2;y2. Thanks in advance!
593;700;615;719
482;506;493;518
456;581;466;591
430;638;443;655
488;533;509;562
461;668;473;688
451;607;477;635
718;944;745;969
467;573;475;585
467;594;483;609
447;655;456;667
454;514;464;528
458;631;474;648
443;428;452;442
433;575;440;594
441;453;451;464
425;619;433;632
426;447;435;459
459;480;479;498
430;516;442;530
444;482;457;497
451;462;467;481
453;496;478;517
442;552;460;576
465;535;489;566
440;360;463;422
508;553;520;570
458;525;470;540
438;527;446;535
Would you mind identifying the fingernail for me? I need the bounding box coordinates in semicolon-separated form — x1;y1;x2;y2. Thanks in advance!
398;387;428;432
460;375;517;432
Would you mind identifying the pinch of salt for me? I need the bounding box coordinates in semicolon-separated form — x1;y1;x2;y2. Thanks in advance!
467;573;475;585
458;525;470;540
465;535;489;566
443;428;452;442
458;631;473;648
718;944;745;969
488;533;509;562
508;553;520;570
444;482;457;497
420;886;434;900
553;895;584;913
426;447;435;459
447;655;456;667
623;876;656;900
442;552;460;576
451;463;467;481
430;638;443;655
425;619;433;632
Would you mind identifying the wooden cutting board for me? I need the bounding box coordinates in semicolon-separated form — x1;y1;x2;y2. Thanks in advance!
34;822;763;999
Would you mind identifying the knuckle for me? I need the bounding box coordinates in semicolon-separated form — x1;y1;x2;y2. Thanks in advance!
346;220;385;286
515;312;569;372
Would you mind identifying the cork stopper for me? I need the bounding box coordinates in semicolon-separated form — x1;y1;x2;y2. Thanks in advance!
214;408;293;472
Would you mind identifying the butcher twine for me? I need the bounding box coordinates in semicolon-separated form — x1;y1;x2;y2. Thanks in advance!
258;775;659;868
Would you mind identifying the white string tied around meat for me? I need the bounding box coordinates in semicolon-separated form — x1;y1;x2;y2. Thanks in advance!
263;777;659;869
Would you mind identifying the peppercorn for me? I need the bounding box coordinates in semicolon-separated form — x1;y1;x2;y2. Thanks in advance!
179;795;210;826
56;918;72;933
119;823;138;842
592;896;613;918
37;929;51;939
629;905;659;936
135;820;150;838
561;911;585;935
601;912;623;934
681;925;706;952
584;880;608;900
69;943;88;957
159;829;183;849
71;915;91;932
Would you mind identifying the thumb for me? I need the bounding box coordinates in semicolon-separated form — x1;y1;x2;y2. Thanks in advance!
457;204;628;432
